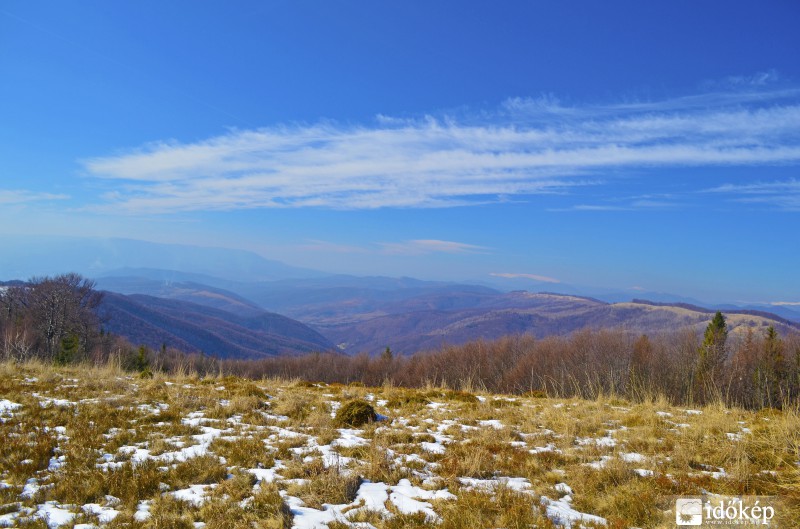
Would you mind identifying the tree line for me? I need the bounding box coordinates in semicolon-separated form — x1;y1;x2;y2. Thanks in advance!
216;313;799;409
2;275;798;409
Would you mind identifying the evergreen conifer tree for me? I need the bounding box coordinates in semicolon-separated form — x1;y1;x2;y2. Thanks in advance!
696;311;728;401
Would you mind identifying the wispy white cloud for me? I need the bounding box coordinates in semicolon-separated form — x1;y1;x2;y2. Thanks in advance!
290;238;486;256
379;239;488;256
708;180;800;194
490;272;561;284
549;204;626;212
0;189;69;205
704;70;781;90
550;192;682;212
707;179;800;211
82;85;800;213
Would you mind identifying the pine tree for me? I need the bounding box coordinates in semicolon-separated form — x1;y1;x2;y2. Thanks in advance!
56;333;80;366
696;311;728;400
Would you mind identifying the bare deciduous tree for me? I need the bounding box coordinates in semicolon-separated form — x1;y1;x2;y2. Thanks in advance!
2;273;104;361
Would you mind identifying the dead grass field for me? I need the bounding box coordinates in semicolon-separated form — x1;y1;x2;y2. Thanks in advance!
0;360;797;528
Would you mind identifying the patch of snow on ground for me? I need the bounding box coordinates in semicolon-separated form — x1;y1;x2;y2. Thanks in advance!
389;479;454;521
555;482;573;495
705;467;727;479
172;484;216;506
388;490;437;519
577;435;616;448
118;446;152;463
82;503;120;522
529;443;560;454
0;400;21;420
586;456;613;470
459;477;532;492
284;493;367;529
134;501;151;521
541;496;607;528
36;502;75;528
287;478;455;528
478;419;503;429
21;479;40;498
420;441;446;454
0;511;22;527
33;393;76;407
620;452;645;463
272;426;308;439
47;455;66;471
353;481;389;511
332;429;369;448
248;462;284;483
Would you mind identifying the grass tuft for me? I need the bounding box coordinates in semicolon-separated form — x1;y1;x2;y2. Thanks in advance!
334;400;377;427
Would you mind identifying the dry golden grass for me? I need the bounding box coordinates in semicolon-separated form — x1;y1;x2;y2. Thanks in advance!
1;358;798;528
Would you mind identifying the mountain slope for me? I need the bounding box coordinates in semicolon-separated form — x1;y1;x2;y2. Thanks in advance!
317;293;799;355
98;292;335;359
92;272;798;357
96;274;266;317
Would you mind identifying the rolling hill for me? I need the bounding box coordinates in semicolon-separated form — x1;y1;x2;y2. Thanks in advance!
316;292;800;354
93;271;799;357
98;292;335;359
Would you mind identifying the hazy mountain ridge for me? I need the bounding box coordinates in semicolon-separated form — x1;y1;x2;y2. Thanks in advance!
98;292;335;359
4;235;797;359
96;275;265;317
92;270;799;357
318;294;800;355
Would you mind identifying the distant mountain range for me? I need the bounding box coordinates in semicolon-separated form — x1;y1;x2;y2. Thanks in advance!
95;271;800;357
316;292;800;354
98;292;334;359
3;236;798;359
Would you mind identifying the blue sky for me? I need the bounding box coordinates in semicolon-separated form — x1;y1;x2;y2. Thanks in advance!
1;1;799;303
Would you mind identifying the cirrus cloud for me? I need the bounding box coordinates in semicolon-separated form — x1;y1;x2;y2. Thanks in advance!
490;272;561;284
0;189;69;205
380;239;488;256
82;86;800;213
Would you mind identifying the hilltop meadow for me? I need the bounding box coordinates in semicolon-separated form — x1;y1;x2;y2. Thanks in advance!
1;359;798;528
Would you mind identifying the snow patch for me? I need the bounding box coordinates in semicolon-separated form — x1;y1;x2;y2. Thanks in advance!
459;476;533;492
172;484;216;506
36;502;75;528
541;496;607;528
0;400;21;420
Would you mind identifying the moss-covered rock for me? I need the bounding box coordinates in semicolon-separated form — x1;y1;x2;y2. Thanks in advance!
334;400;377;427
